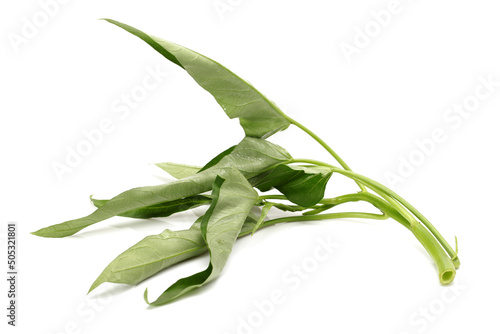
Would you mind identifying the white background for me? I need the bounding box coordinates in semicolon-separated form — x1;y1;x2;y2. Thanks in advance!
2;0;499;333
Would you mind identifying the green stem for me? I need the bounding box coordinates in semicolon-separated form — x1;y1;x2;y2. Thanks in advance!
263;201;308;213
258;194;289;201
286;117;366;192
341;192;456;283
331;168;459;268
249;196;456;284
291;159;417;223
411;223;456;284
289;158;459;270
317;192;411;229
256;212;389;230
258;192;409;228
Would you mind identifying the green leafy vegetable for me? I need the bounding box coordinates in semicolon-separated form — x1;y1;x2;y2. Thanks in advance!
145;169;257;305
33;19;460;308
89;212;260;293
33;137;290;238
103;19;291;139
89;217;207;292
90;195;211;219
252;164;333;207
32;169;221;238
214;137;292;176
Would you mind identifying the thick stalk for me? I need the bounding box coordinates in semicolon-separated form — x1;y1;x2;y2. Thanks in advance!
246;199;456;284
316;192;413;229
330;168;459;268
289;158;459;268
330;194;456;283
411;223;456;284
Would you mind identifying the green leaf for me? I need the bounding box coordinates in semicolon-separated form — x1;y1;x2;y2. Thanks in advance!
155;162;201;179
252;202;274;235
197;145;236;174
32;137;290;238
90;195;211;219
103;19;291;139
215;137;292;176
252;165;333;207
88;216;206;293
145;168;257;305
32;169;222;238
89;212;260;293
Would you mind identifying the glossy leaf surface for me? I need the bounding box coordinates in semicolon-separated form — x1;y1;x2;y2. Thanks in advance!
253;165;333;207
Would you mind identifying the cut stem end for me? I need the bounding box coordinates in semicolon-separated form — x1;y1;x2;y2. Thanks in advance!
440;269;456;285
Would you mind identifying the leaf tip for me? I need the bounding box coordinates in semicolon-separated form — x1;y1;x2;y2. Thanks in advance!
89;195;98;208
143;288;152;305
88;279;102;294
29;225;73;238
31;228;47;238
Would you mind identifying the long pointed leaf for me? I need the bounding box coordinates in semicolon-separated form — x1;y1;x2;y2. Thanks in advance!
32;137;290;238
32;169;222;238
104;19;291;139
90;195;211;219
89;212;260;293
89;217;206;293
